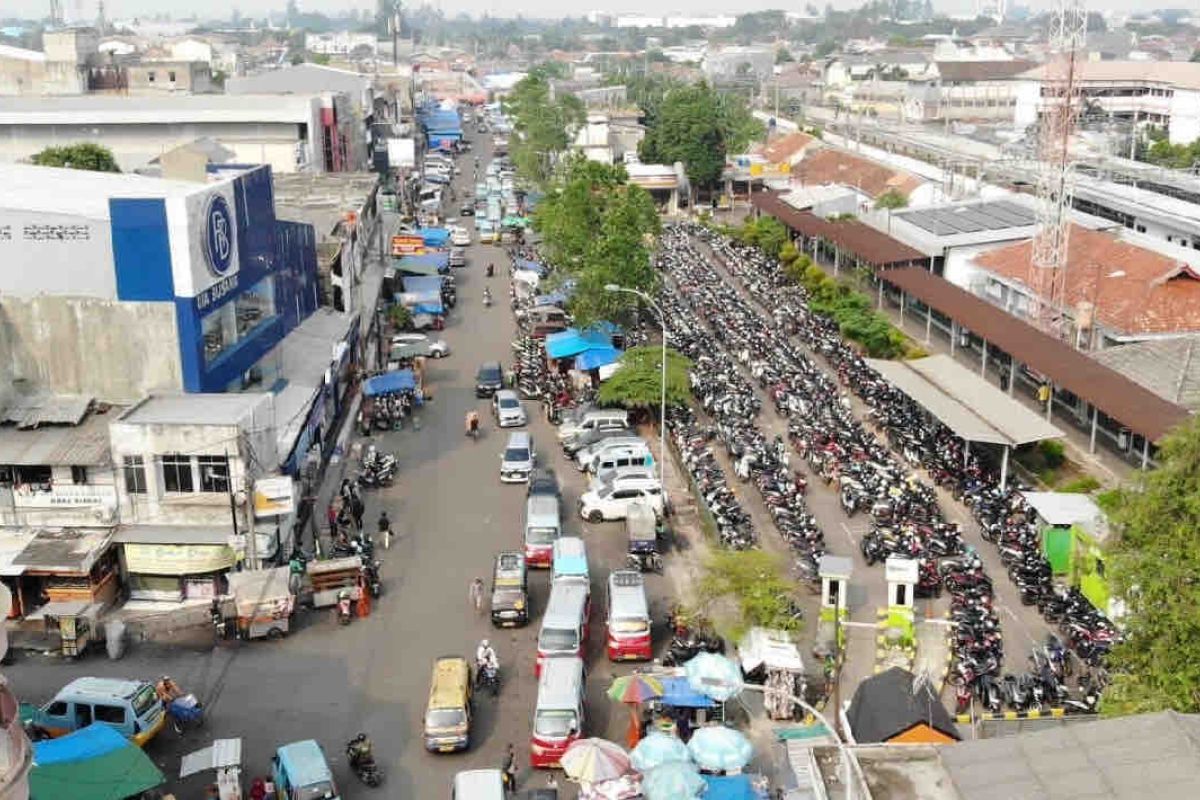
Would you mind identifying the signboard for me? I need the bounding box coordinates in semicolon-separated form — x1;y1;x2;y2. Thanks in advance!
124;544;236;575
14;485;117;509
387;138;416;169
391;234;426;256
253;477;295;518
204;195;236;276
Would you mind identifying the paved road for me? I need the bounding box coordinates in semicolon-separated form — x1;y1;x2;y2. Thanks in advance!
6;133;673;798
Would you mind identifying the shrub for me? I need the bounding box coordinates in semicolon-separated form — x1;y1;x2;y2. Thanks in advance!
1040;439;1066;468
699;550;802;640
1060;476;1101;494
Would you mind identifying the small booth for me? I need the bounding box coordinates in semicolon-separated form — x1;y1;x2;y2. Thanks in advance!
226;567;294;640
9;529;119;619
648;674;722;743
883;556;918;648
738;628;805;721
306;557;363;608
1023;491;1113;617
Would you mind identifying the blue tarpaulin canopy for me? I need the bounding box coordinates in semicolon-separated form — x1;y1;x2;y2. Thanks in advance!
396;253;449;275
575;346;622;371
659;676;718;708
415;227;450;247
364;369;416;396
402;276;443;295
701;775;756;800
545;328;613;360
534;291;569;308
34;724;130;765
516;258;548;276
413;302;444;315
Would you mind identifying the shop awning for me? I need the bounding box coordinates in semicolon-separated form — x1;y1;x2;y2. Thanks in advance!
415;227;450;247
545;328;613;360
363;369;417;397
13;529;112;575
31;724;165;800
394;261;440;276
402;276;443;295
701;774;756;800
659;676;717;708
575;346;622;371
123;542;236;576
114;526;232;546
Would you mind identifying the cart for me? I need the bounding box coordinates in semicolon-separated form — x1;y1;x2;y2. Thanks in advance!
307;557;364;608
226;567;295;640
625;502;662;573
36;600;103;659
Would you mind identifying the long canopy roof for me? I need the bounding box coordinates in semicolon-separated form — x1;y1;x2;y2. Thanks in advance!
865;354;1063;446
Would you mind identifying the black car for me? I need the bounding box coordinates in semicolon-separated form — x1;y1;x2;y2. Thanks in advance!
460;205;475;217
527;467;561;501
475;361;504;398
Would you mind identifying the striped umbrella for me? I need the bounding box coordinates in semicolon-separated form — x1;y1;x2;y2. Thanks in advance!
607;674;665;705
641;760;706;800
561;738;631;784
630;731;691;772
687;726;754;772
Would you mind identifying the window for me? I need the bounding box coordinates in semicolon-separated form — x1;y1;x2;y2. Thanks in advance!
45;701;68;717
147;71;156;82
234;276;276;337
160;454;194;493
93;704;126;724
71;465;88;485
123;456;147;495
168;71;177;83
15;466;50;486
197;455;230;493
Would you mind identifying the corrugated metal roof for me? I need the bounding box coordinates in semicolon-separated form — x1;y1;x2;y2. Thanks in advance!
1091;336;1200;411
0;407;118;466
879;267;1192;442
12;529;113;574
866;355;1063;446
1;395;92;429
753;191;928;267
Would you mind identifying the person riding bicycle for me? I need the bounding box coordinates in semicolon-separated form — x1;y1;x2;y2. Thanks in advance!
465;410;480;436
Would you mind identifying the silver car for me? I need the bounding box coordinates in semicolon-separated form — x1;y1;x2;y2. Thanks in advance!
492;389;527;428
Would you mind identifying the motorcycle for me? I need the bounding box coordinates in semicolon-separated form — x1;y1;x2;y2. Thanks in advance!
483;289;493;307
478;661;500;697
346;736;383;788
337;591;353;625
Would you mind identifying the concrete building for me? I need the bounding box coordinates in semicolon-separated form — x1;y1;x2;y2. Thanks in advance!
704;46;775;85
571;111;645;166
903;60;1035;123
884;198;1040;278
1015;61;1200;145
0;94;331;173
123;60;214;94
0;163;320;401
626;162;683;213
0;28;101;95
305;32;377;57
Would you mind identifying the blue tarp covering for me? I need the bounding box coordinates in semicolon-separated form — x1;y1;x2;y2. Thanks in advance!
363;369;416;396
544;328;613;360
397;252;449;274
575;346;622;371
34;723;129;765
413;302;444;315
534;291;569;308
587;320;622;337
516;258;548;276
416;227;450;247
659;676;718;708
700;775;756;800
402;276;443;295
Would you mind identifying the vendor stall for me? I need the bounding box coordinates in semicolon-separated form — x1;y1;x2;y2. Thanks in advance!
226;567;294;640
738;628;805;720
648;675;721;742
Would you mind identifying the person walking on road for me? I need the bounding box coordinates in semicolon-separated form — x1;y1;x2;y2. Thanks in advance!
469;576;485;614
377;511;392;550
502;743;518;791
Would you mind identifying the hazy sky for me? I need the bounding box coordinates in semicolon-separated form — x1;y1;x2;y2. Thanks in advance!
3;0;1147;26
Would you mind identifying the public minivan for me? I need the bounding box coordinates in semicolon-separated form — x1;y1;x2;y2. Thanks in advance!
606;569;652;661
272;739;339;800
500;431;536;483
490;550;529;627
574;436;646;472
423;656;474;752
557;409;630;442
452;769;505;799
29;677;165;746
589;444;654;478
551;537;589;587
530;656;586;770
536;582;590;676
524;306;570;339
524;494;562;568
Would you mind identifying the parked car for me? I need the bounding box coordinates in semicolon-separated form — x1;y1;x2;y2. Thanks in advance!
460;205;475;217
392;333;450;358
475;361;504;398
527;467;561;501
451;227;471;247
588;465;661;495
563;427;630;458
501;431;536;483
579;483;664;523
492;389;527;428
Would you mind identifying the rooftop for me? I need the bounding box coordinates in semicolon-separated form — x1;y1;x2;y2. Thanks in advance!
272;309;358;459
846;667;959;744
12;528;113;574
1091;335;1200;411
0;93;320;126
761;131;816;164
974;225;1200;336
227;63;373;99
1018;60;1200;91
119;392;273;427
888;199;1039;257
273;171;379;236
753;191;927;267
793;148;924;200
0;43;45;62
0;163;215;220
933;60;1036;83
0;402;119;467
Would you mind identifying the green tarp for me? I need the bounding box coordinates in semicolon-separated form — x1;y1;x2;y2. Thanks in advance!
31;727;164;800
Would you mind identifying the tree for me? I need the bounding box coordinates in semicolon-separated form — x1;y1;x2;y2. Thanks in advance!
776;47;795;64
30;144;120;172
597;346;692;413
503;69;585;187
1101;415;1200;716
639;83;762;190
874;189;909;210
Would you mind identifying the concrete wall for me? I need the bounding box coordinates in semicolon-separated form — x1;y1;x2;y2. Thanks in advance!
126;62;213;94
0;208;117;299
0;465;119;528
0;120;317;174
0;295;183;402
1169;88;1200;144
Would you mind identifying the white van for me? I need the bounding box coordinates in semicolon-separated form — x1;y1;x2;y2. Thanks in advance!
557;409;630;442
536;582;589;675
574;436;646;472
588;465;660;494
452;769;505;799
588;443;654;478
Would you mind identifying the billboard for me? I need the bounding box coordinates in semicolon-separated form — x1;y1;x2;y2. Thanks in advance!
391;234;426;256
386;138;416;169
253;476;295;518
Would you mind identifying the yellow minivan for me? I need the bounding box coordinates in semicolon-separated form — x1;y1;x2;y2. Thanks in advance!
423;656;473;753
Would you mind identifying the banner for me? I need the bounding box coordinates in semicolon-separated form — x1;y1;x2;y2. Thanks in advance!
391;234;426;256
253;477;295;518
124;544;236;576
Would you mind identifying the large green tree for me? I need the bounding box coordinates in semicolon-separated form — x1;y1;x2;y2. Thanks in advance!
1101;416;1200;716
597;346;691;413
30;143;120;172
639;83;763;190
503;68;585;188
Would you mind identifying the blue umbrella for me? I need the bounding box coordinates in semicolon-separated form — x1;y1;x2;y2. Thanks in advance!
641;760;706;800
685;653;744;702
630;731;691;772
687;726;754;772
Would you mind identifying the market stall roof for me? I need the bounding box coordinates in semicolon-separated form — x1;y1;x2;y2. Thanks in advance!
864;354;1063;447
226;566;293;614
738;627;805;674
394;260;441;276
401;275;443;295
0;530;29;576
13;529;112;575
545;328;613;360
396;252;449;268
31;724;164;800
575;346;622;371
363;369;417;397
413;227;450;247
659;675;717;708
516;258;547;276
702;774;757;800
1021;491;1109;543
180;738;243;779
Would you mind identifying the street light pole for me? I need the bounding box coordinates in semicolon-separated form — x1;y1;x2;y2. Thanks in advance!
604;284;668;489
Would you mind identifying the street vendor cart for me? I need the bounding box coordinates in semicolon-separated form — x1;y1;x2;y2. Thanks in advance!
226;567;295;640
307;557;364;608
32;600;104;659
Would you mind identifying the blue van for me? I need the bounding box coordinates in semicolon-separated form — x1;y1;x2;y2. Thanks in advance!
29;677;164;746
272;740;339;800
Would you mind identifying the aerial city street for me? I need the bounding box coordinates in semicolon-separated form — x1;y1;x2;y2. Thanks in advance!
0;2;1198;799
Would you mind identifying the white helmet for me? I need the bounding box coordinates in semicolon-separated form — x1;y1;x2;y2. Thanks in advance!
481;639;490;648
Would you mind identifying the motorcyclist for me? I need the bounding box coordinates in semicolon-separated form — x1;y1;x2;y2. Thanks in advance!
465;410;480;437
483;287;493;306
476;638;499;680
487;262;495;278
377;511;392;549
346;733;374;766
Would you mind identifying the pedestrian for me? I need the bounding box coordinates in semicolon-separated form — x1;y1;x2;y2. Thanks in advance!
326;502;338;533
469;576;485;614
502;743;518;791
351;495;365;532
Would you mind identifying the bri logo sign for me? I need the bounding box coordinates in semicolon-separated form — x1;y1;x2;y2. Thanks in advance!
204;194;236;276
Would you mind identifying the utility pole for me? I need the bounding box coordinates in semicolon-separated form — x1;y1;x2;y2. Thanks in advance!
238;435;259;571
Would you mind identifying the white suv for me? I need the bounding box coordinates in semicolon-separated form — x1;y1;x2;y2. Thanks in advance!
579;484;664;523
588;466;660;494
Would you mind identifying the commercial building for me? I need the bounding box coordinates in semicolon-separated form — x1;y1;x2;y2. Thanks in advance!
0;163;320;401
305;32;377;56
0;94;333;174
0;28;100;95
903;60;1035;123
1014;61;1200;146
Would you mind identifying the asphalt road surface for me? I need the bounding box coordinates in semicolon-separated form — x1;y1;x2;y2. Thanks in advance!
7;132;677;799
